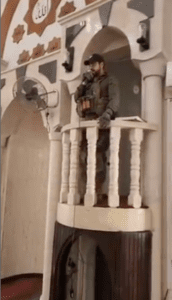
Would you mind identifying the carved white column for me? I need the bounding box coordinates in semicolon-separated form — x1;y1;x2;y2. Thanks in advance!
68;129;81;205
108;127;121;207
84;127;98;206
60;131;70;203
67;79;81;125
139;54;166;300
128;128;143;208
70;94;80;124
40;131;62;300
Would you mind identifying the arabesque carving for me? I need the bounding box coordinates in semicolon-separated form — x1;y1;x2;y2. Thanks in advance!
17;50;31;65
58;1;76;17
46;37;61;53
12;25;25;43
24;0;62;36
31;43;46;59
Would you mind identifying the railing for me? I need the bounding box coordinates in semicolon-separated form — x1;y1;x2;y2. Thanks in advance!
59;119;157;209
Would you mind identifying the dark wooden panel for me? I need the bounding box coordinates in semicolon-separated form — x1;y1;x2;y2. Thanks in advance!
50;223;152;300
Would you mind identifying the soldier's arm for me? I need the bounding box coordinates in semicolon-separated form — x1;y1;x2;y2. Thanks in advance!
98;77;120;128
74;83;86;102
74;72;94;102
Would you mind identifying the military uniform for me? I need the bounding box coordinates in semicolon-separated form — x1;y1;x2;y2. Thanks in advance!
75;73;119;120
75;57;119;198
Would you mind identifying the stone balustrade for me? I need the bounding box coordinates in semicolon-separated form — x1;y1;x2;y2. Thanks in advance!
60;119;157;208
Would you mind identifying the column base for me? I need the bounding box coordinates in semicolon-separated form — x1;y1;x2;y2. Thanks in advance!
108;194;119;207
84;193;97;206
128;193;142;208
59;191;68;203
67;193;80;205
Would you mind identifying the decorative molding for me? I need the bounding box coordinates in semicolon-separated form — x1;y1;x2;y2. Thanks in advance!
17;50;31;65
85;0;97;5
127;0;154;18
24;0;62;36
58;1;76;18
12;24;25;43
58;0;111;25
31;43;46;59
46;37;61;53
57;203;152;231
39;60;57;83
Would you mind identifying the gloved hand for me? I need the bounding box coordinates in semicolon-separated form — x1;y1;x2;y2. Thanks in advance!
98;111;111;129
82;71;94;84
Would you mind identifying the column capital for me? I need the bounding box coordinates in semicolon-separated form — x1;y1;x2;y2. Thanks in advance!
48;131;62;141
138;53;167;79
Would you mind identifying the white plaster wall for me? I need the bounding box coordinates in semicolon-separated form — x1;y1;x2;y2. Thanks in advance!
1;111;49;278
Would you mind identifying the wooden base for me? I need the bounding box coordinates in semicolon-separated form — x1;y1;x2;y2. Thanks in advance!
50;222;152;300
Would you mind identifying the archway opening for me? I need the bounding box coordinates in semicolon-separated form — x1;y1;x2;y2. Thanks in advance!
53;233;112;300
81;27;142;196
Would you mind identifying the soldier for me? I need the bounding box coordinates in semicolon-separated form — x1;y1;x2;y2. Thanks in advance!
74;53;119;202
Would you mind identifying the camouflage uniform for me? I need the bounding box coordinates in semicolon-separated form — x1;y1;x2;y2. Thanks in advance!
75;72;119;198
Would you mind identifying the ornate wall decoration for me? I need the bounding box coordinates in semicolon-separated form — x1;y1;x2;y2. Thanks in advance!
17;50;31;65
46;37;61;53
12;25;25;43
31;43;46;59
24;0;62;36
85;0;97;5
58;1;76;18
